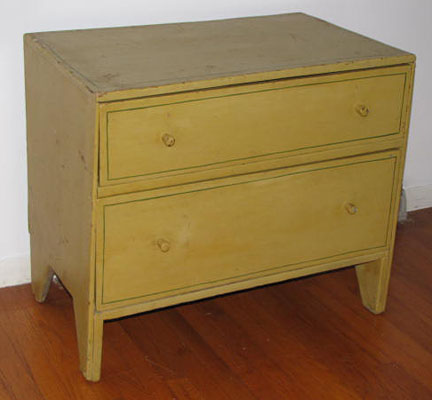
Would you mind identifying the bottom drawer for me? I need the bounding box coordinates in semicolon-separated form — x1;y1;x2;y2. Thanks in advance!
99;154;397;305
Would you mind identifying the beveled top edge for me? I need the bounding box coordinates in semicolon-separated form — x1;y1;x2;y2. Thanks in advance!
26;13;415;101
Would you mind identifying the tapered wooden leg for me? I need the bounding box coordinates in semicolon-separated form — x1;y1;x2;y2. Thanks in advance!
30;250;54;303
355;256;392;314
73;298;104;381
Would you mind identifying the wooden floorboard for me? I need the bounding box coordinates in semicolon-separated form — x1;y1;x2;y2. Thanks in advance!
0;208;431;399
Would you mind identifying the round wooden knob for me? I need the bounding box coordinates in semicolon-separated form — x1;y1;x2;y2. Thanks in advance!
161;133;175;147
355;104;370;117
157;239;171;252
345;203;358;215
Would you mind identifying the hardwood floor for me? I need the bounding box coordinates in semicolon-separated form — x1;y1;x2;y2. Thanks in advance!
0;208;431;399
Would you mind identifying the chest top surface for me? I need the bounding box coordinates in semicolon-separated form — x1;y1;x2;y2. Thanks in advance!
26;13;414;99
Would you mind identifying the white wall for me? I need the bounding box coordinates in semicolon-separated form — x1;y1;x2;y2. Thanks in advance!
1;0;431;288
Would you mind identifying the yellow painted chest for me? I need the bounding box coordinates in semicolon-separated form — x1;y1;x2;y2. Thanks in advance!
24;13;415;381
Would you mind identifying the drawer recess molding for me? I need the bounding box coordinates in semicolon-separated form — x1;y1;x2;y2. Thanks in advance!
99;66;407;187
97;153;398;307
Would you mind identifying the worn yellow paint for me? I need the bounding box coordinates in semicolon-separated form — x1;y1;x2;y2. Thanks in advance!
97;135;406;198
24;35;100;380
28;13;415;101
101;250;389;320
100;154;397;305
25;13;416;381
100;68;407;184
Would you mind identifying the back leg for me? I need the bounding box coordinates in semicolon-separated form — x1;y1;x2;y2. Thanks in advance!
31;251;54;303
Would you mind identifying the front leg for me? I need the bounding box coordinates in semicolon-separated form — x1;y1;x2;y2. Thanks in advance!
73;298;104;381
355;256;392;314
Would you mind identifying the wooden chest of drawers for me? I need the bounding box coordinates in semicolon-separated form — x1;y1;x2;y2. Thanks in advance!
24;13;415;381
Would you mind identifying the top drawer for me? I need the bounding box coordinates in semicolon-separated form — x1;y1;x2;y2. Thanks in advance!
99;66;408;186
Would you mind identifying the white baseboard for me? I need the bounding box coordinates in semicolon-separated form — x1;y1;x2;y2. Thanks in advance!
406;184;432;212
0;254;31;288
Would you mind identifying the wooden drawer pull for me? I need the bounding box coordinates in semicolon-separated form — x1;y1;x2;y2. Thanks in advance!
355;104;370;117
161;133;176;147
157;238;171;252
345;202;358;215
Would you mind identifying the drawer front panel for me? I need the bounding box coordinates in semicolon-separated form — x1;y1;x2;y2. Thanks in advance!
100;155;396;304
102;71;405;183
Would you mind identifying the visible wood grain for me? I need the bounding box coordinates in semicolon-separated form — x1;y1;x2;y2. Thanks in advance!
101;67;406;183
0;208;431;399
98;251;386;320
27;13;414;100
97;136;406;198
100;154;396;305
